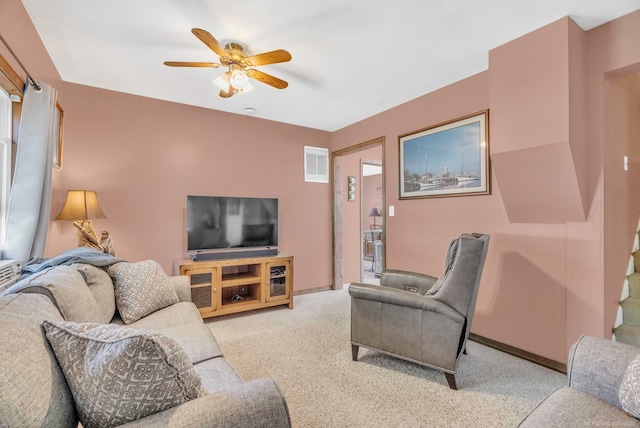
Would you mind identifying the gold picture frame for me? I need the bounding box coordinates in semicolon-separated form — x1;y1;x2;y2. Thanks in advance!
399;110;490;199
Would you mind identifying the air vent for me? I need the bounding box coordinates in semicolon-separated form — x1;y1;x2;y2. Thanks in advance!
0;259;22;293
304;146;329;183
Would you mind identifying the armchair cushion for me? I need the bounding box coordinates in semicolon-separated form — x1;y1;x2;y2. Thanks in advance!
42;320;206;428
109;260;179;324
426;238;459;295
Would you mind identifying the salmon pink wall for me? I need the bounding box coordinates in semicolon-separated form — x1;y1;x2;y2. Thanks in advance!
4;0;640;363
332;13;640;363
0;1;64;102
2;2;333;292
45;83;333;292
340;146;382;285
587;9;640;332
333;72;494;276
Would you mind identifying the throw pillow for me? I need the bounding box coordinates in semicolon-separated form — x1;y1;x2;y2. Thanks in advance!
42;320;206;428
6;265;104;323
620;354;640;418
108;260;179;324
74;263;116;323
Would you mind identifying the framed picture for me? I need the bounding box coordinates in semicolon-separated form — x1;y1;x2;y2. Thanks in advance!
53;102;64;169
399;110;489;199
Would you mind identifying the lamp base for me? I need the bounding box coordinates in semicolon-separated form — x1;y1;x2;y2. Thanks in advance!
73;220;100;249
73;221;116;256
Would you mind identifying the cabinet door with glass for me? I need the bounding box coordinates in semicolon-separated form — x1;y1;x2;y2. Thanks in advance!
266;260;291;302
182;267;218;315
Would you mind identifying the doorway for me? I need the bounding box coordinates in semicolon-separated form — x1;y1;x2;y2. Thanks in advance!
332;137;385;289
361;160;382;284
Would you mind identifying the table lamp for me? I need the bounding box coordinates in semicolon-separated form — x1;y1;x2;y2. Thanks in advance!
55;190;107;248
368;207;381;229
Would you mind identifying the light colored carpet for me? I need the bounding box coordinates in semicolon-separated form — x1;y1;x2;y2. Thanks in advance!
205;287;564;427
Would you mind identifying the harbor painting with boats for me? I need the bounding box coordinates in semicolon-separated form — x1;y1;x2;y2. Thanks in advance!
399;110;489;199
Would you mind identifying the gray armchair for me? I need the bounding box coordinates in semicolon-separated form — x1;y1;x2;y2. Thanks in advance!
349;233;490;389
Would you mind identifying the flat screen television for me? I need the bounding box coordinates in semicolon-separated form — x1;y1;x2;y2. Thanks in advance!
187;195;278;253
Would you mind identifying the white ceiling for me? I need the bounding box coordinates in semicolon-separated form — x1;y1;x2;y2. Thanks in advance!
20;0;640;132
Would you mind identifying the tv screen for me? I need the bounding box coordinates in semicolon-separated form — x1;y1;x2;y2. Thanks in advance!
187;195;278;252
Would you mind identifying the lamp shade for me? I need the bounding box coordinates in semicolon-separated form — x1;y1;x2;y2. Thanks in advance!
368;207;381;218
230;69;250;89
213;72;231;91
55;190;107;221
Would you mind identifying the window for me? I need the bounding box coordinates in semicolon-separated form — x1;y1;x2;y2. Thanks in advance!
0;51;23;251
0;87;11;248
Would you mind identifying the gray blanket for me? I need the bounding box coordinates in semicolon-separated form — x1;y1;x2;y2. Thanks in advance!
21;247;125;276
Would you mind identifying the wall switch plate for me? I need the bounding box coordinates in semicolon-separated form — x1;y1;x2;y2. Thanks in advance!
624;155;629;171
389;205;395;217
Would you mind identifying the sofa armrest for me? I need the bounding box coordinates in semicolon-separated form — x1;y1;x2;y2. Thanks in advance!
379;269;437;294
567;335;640;409
168;275;191;302
120;378;291;428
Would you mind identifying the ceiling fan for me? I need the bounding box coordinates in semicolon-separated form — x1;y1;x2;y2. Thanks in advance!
164;28;292;98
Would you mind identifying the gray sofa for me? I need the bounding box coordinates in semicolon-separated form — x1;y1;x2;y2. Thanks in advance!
0;258;290;427
520;335;640;427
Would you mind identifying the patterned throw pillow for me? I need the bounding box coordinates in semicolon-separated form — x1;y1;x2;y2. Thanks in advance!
42;320;206;428
108;260;179;324
620;354;640;418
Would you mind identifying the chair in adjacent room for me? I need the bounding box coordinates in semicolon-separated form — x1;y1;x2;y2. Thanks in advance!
349;233;490;389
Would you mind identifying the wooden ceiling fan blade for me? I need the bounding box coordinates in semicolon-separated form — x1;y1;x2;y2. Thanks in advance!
164;61;220;68
246;69;288;89
191;28;229;58
245;49;292;66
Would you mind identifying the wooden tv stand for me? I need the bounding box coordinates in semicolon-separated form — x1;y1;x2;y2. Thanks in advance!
174;254;293;319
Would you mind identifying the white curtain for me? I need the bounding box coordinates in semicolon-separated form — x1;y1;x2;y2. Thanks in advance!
2;82;57;263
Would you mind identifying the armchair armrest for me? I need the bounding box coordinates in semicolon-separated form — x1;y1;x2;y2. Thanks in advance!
379;269;438;294
168;275;191;302
567;335;640;409
120;378;291;428
349;282;464;323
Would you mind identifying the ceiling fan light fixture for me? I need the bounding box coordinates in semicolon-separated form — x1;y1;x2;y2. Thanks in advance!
213;72;231;91
235;81;254;94
230;69;250;89
165;28;291;99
